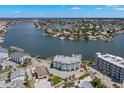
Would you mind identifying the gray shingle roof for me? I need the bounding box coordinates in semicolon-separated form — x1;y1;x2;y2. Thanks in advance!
34;66;48;77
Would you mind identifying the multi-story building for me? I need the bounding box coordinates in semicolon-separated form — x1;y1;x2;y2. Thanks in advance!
95;53;124;83
52;54;82;71
10;52;31;64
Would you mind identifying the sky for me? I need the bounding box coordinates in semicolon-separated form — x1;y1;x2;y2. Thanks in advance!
0;5;124;18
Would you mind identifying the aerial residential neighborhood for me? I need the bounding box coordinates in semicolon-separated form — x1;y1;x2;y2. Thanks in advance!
0;43;124;88
0;5;124;88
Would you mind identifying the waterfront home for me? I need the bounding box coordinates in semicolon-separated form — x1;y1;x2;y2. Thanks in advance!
52;54;82;71
88;36;97;40
0;47;9;59
32;66;48;79
10;52;31;64
96;53;124;83
10;68;26;82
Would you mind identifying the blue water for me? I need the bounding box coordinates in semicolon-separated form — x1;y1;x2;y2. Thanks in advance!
4;22;124;60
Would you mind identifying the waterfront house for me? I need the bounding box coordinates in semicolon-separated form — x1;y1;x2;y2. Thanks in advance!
10;52;31;64
32;66;48;79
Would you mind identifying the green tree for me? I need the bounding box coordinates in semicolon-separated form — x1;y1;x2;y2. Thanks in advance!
91;77;106;88
23;76;30;88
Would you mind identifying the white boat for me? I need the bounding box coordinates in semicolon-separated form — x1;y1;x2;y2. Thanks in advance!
52;35;57;37
59;37;64;40
68;37;74;40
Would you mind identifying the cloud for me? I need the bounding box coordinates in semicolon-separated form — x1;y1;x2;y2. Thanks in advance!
70;7;81;10
107;6;124;11
115;8;124;11
106;5;124;11
95;6;124;11
14;10;21;13
106;5;118;8
95;8;102;10
106;6;118;10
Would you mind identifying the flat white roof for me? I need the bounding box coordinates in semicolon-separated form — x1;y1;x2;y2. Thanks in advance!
53;54;81;64
97;53;124;68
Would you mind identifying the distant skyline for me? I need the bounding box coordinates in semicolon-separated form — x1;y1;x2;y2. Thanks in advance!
1;5;124;18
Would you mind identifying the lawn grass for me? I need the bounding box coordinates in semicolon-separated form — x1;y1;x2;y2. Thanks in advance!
51;76;62;85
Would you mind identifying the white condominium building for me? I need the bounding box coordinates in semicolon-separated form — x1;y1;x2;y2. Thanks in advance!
95;53;124;83
52;54;82;71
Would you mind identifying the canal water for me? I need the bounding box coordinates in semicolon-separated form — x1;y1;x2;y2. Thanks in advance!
4;22;124;60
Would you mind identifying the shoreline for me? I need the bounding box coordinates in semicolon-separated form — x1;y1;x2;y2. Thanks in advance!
2;21;124;61
34;19;123;42
0;21;13;44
